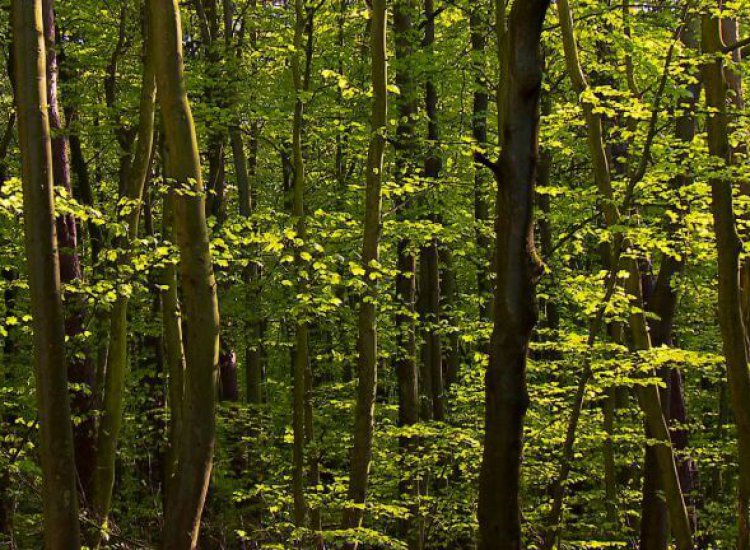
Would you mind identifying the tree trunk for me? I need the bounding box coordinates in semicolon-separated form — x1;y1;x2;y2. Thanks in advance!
702;11;750;550
392;0;421;542
342;0;387;540
421;0;444;423
92;30;157;529
11;0;81;544
557;2;694;547
470;4;493;325
476;1;549;547
41;0;96;504
234;124;265;405
149;0;222;546
0;113;15;547
640;18;699;548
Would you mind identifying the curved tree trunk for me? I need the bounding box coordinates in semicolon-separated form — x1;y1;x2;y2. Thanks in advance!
557;2;694;547
92;30;157;530
149;0;222;546
640;18;699;550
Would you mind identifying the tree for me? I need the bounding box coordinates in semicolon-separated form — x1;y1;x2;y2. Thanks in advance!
342;0;388;540
92;19;157;529
476;1;550;547
11;0;81;545
148;0;221;546
702;7;750;548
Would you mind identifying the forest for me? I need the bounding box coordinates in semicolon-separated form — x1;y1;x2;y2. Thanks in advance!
3;0;750;548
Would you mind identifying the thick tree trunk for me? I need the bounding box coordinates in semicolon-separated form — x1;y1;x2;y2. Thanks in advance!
342;0;387;540
476;1;549;547
702;12;750;550
149;0;222;547
11;0;81;545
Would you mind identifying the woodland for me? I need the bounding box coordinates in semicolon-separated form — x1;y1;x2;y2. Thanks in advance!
3;0;750;548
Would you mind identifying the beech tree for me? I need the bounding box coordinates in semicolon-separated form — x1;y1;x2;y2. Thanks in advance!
148;0;221;546
3;0;750;548
11;0;80;545
475;0;550;547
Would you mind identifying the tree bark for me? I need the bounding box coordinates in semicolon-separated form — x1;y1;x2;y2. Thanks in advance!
420;0;444;423
702;11;750;550
476;1;549;547
342;0;387;540
392;0;421;542
11;0;81;545
92;29;157;529
41;0;96;504
149;0;222;547
470;4;493;325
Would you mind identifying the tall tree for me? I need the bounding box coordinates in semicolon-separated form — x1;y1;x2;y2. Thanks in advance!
392;0;421;544
11;0;81;545
149;0;222;546
471;1;493;326
41;0;96;501
419;0;444;423
475;1;550;547
556;1;694;547
640;18;700;549
91;21;157;529
342;0;388;540
289;0;320;532
702;8;750;549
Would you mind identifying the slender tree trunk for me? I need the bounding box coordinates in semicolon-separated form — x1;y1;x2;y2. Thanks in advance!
420;0;444;423
11;0;81;545
0;111;16;546
702;11;750;550
476;1;549;547
41;0;96;503
640;18;699;548
289;0;321;534
149;0;222;546
470;4;493;326
290;0;308;527
234;124;265;405
557;2;694;547
440;247;461;389
160;195;187;489
342;0;387;540
92;31;157;530
392;1;421;543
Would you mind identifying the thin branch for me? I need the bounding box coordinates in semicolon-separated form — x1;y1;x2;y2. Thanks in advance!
723;35;750;54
